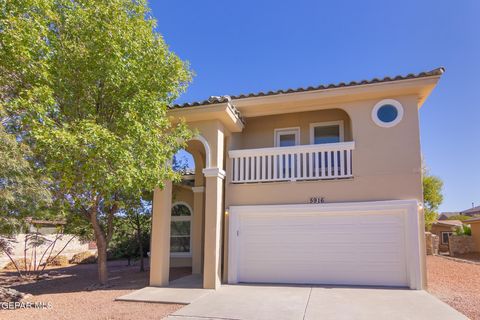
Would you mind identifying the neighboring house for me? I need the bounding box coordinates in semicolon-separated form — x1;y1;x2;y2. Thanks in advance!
149;68;444;291
430;220;463;252
464;217;480;253
438;212;460;220
25;217;67;234
461;205;480;217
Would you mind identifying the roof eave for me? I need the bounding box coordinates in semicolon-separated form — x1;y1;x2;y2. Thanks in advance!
171;67;445;110
168;102;244;133
233;75;442;117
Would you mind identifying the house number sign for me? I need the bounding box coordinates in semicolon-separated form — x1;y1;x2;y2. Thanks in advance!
309;197;325;204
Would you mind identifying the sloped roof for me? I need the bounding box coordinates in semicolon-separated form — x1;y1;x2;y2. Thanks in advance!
438;212;460;220
461;205;480;215
171;67;445;109
434;220;463;227
465;217;480;224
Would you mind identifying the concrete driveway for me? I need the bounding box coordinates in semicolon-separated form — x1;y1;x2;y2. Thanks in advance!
166;284;467;320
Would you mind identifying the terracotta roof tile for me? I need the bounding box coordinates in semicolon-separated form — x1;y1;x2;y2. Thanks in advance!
170;67;445;109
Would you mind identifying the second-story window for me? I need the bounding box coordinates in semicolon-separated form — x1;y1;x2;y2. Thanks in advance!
274;127;300;147
309;121;344;144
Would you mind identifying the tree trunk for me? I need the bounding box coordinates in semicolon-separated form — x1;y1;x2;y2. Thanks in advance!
96;240;108;285
3;248;23;278
89;210;109;285
138;230;145;272
135;213;145;272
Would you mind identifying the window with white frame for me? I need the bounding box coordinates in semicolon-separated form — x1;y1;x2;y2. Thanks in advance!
441;231;453;245
170;202;192;256
310;121;344;144
274;127;300;147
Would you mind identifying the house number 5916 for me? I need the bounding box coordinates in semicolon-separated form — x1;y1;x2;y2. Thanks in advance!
310;197;325;204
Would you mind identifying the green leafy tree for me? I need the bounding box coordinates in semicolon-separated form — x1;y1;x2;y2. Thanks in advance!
0;114;52;275
0;118;51;236
422;167;444;230
109;197;151;272
447;215;472;221
1;0;192;284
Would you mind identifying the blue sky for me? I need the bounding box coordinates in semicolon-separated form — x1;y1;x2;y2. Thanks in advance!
151;1;480;213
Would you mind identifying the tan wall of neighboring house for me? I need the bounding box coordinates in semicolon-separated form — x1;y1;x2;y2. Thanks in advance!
470;223;480;252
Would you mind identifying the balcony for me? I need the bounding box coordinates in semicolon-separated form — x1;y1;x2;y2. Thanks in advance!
229;141;354;183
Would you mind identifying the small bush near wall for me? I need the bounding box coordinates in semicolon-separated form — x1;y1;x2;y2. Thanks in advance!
455;225;472;236
449;235;476;256
3;258;31;271
45;255;69;266
69;251;97;264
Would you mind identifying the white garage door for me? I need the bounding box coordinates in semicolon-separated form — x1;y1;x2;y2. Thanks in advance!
228;201;422;289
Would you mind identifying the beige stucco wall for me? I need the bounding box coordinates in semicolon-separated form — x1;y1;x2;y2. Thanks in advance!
172;185;194;206
226;95;423;206
231;109;352;149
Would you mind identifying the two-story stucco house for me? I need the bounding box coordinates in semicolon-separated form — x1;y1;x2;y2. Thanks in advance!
149;68;444;291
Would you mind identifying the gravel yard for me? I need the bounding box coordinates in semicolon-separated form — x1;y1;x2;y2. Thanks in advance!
0;260;189;320
427;255;480;320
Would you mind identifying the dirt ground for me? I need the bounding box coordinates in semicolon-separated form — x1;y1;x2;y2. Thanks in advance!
451;252;480;263
0;260;189;320
1;256;478;320
427;255;480;320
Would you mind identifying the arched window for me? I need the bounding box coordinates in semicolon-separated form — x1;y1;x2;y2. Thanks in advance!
170;202;192;256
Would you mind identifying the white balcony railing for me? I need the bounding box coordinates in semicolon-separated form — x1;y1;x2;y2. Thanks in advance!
229;142;355;183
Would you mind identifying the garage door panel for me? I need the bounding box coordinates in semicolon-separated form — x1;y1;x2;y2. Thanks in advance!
239;264;407;286
232;209;408;287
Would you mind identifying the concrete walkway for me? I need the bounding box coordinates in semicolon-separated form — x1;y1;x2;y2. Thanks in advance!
116;274;213;304
166;284;467;320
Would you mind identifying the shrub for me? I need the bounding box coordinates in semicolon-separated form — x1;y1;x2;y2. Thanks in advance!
0;287;30;302
3;258;31;271
45;255;69;266
69;251;97;264
455;225;472;236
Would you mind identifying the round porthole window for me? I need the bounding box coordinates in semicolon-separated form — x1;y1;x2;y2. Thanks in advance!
372;99;404;128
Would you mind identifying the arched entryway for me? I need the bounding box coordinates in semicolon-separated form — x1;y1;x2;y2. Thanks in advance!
150;128;226;289
168;139;208;279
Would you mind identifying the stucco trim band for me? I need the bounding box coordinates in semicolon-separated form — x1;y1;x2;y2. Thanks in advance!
203;167;226;179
